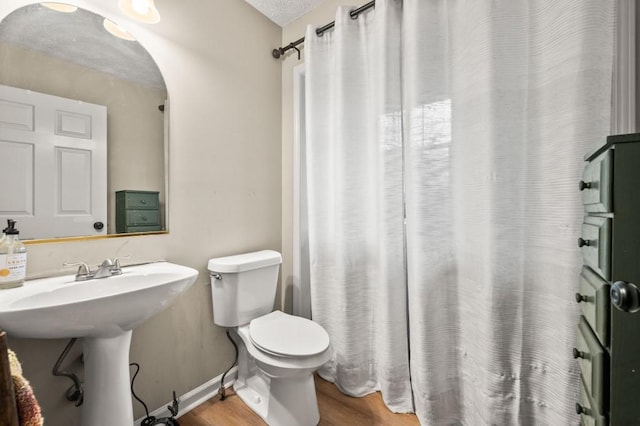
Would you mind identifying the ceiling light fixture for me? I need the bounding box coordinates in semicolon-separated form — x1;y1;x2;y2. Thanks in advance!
118;0;160;24
40;2;78;13
103;18;136;41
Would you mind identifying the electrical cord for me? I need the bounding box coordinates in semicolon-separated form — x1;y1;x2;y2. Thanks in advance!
130;363;151;419
130;362;180;426
128;331;238;424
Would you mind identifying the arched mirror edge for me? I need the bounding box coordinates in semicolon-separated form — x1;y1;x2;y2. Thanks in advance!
0;1;171;242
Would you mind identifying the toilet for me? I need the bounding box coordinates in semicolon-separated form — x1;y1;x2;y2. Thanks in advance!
208;250;331;426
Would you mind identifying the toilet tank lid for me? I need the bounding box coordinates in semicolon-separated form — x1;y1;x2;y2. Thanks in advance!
208;250;282;273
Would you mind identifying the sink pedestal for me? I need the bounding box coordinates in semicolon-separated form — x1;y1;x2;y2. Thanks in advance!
81;331;134;425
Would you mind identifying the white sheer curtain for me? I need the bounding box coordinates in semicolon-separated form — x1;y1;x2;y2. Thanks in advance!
305;0;413;412
304;1;614;424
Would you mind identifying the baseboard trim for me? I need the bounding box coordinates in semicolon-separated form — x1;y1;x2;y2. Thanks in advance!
134;366;238;425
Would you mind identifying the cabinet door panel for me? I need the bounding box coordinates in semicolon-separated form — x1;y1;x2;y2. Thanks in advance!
578;374;607;426
577;266;610;347
582;149;612;213
576;316;606;414
580;216;611;281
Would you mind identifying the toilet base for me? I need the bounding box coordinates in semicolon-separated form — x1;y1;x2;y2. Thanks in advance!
234;373;319;426
267;374;320;426
231;324;329;426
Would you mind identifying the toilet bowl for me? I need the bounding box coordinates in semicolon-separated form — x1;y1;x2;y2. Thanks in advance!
244;310;331;377
234;311;331;426
208;251;331;426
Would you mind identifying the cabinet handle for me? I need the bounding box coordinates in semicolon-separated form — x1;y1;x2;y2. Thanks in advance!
577;238;591;247
575;293;587;303
572;348;584;359
578;181;592;191
575;403;587;415
140;200;147;204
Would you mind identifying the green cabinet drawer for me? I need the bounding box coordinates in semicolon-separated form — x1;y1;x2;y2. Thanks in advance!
125;210;160;226
580;216;611;281
116;190;159;210
115;190;161;233
576;316;606;414
122;225;162;233
577;266;610;347
578;374;606;426
582;150;612;213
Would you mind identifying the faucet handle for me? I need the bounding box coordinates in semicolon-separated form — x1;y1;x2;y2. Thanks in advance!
63;262;91;277
112;255;131;268
110;255;130;275
111;258;123;275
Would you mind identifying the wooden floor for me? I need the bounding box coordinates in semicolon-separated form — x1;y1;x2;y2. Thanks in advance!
178;375;419;426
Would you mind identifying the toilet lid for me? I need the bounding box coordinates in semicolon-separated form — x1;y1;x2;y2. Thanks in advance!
249;311;330;358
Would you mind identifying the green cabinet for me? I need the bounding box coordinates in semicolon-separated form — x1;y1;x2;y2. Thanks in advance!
575;134;640;425
115;190;162;233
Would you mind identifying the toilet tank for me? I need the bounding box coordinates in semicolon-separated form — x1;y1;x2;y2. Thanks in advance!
207;250;282;327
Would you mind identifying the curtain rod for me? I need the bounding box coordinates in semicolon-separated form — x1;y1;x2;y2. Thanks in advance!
271;1;375;60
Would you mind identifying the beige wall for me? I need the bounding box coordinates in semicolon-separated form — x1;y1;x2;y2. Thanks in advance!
279;0;355;313
0;42;167;235
0;0;282;424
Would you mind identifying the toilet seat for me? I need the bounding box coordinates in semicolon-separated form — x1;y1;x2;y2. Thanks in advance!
249;311;330;358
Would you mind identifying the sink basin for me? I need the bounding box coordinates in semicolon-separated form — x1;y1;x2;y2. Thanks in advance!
0;261;198;339
0;261;198;426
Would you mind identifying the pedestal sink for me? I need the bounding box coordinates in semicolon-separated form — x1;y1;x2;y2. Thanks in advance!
0;261;198;425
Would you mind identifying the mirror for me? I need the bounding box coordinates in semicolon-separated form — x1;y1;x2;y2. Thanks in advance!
0;3;167;241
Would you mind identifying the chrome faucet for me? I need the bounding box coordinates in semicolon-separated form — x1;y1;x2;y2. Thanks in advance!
93;259;115;279
64;258;125;281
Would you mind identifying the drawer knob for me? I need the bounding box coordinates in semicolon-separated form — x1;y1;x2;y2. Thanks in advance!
575;293;587;303
575;403;587;415
611;281;640;313
140;200;147;204
578;181;592;191
572;347;584;359
577;238;591;247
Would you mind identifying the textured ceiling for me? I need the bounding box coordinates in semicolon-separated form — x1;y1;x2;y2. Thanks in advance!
0;1;322;89
0;4;165;89
244;0;325;27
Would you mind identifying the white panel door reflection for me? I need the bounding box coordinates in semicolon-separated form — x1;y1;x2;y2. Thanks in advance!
0;84;106;239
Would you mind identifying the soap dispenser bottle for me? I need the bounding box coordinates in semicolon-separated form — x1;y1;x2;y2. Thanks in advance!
0;219;27;289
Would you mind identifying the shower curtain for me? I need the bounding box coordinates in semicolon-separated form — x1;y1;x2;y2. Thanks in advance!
304;0;615;425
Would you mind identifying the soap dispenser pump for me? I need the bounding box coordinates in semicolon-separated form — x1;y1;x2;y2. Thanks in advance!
0;219;27;289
